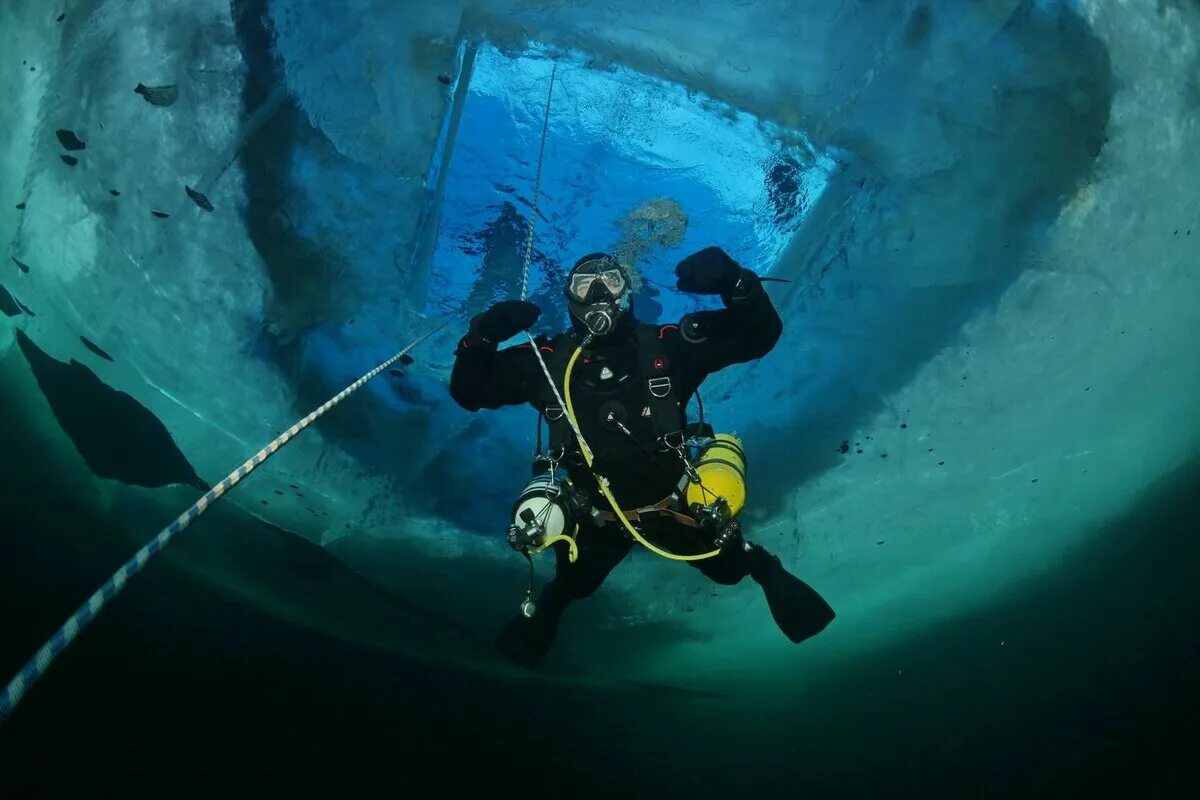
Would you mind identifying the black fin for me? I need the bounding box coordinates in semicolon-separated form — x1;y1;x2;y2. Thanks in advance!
496;609;559;670
399;354;415;365
12;257;30;274
750;546;836;644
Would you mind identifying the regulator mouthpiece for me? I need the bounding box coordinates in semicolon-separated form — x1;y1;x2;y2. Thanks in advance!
583;304;617;337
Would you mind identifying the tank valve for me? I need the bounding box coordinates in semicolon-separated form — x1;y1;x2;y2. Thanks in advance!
690;497;740;550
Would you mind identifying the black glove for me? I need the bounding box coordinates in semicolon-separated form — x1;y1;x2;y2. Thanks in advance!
675;246;742;294
464;300;541;347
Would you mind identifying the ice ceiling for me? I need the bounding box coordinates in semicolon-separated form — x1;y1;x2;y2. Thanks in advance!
1;0;1197;698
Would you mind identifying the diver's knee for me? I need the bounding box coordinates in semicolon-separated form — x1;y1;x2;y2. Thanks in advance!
564;576;610;599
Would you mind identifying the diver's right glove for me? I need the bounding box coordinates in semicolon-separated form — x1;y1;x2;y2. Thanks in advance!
675;247;763;307
675;246;741;294
461;300;541;349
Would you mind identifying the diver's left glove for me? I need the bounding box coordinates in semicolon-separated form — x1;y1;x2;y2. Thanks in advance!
461;300;541;349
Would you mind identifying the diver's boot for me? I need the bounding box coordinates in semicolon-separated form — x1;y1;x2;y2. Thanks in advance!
747;544;835;644
495;588;565;669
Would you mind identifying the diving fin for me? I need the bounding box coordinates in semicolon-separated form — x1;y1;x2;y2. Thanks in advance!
749;545;835;644
495;604;561;670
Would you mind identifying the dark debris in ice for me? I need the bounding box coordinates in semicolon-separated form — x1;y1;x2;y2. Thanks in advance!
109;189;120;196
80;336;115;362
135;83;179;107
903;4;932;48
0;283;25;317
399;354;415;366
15;202;25;210
12;256;30;273
185;185;214;212
838;440;850;454
56;13;65;22
55;129;86;151
15;330;208;491
151;210;170;219
60;155;78;167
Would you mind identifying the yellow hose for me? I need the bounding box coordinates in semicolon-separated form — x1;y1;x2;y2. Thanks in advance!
564;346;719;562
528;527;580;563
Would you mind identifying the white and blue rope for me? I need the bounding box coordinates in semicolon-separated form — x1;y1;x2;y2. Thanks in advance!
0;322;447;724
519;62;557;301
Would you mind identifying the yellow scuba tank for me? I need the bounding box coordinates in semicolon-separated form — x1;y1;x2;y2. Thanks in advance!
685;433;747;517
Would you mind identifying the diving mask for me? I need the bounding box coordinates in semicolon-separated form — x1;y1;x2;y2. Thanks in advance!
565;255;631;337
566;260;628;304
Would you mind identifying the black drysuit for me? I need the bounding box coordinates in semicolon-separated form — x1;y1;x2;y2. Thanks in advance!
450;284;832;665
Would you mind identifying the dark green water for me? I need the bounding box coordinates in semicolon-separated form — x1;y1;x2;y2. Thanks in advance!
1;386;1198;796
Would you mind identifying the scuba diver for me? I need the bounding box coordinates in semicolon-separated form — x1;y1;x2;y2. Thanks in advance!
450;246;835;668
